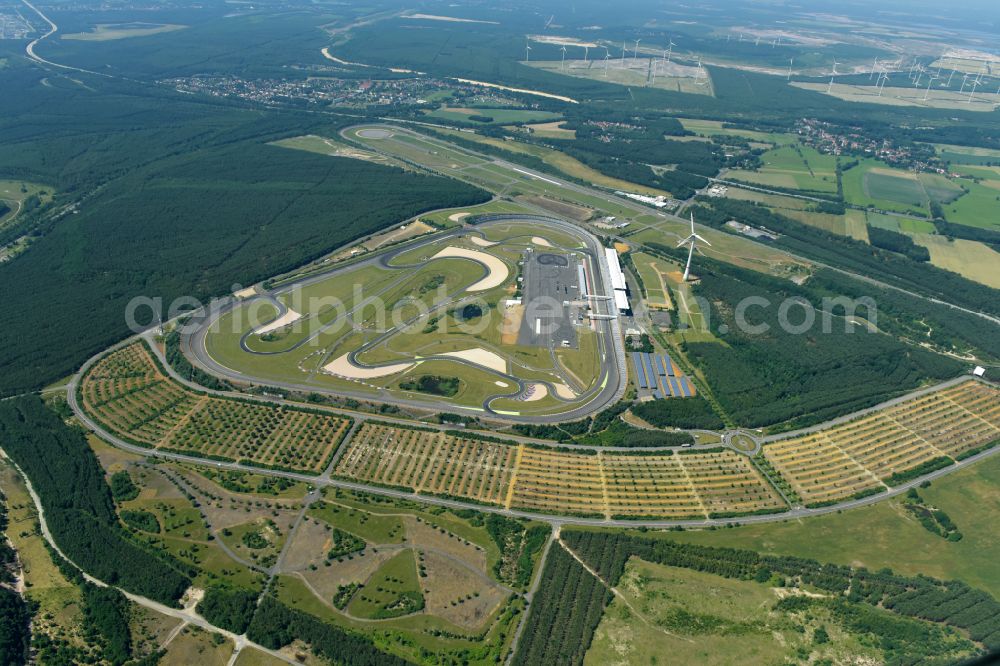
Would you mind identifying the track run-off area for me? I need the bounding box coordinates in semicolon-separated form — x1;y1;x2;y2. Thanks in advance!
183;216;626;422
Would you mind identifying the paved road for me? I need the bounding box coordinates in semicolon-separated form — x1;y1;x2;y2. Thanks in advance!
181;216;627;424
65;348;1000;529
0;451;300;665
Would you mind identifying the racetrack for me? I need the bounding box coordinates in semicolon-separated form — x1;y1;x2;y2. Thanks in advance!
181;216;626;423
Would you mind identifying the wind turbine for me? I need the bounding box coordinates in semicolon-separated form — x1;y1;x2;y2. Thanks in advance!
870;57;879;80
754;36;760;47
787;57;794;80
924;75;939;101
621;40;627;67
947;69;956;86
634;39;641;59
525;40;532;62
968;78;981;103
583;45;589;63
678;213;710;282
827;59;839;94
560;45;567;70
666;40;676;63
603;46;610;77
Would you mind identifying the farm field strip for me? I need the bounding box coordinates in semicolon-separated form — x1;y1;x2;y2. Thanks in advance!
334;426;785;518
763;380;1000;505
80;343;351;474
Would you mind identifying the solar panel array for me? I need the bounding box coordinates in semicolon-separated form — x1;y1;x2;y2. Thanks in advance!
630;352;695;399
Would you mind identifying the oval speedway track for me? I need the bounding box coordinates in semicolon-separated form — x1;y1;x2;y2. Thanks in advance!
182;216;627;423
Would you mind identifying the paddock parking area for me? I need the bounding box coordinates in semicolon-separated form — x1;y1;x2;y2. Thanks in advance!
517;250;583;349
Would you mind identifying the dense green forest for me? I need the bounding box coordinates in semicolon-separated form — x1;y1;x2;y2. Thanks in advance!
197;586;260;634
631;396;726;430
0;396;191;604
511;542;610;665
518;531;1000;665
0;61;487;396
247;596;412;665
644;244;961;429
866;226;931;262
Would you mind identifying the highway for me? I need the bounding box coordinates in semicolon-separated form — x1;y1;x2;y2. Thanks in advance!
181;215;627;424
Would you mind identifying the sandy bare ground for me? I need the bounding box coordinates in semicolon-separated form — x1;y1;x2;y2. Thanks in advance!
438;347;508;374
408;13;498;24
529;34;598;48
233;286;257;299
531;236;553;247
320;47;371;67
469;235;497;247
448;212;471;222
254;309;302;335
323;353;414;379
552;383;576;399
450;78;578;104
500;304;525;345
431;246;509;291
521;384;548;402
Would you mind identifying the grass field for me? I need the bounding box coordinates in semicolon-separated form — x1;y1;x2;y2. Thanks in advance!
669;447;1000;598
585;557;880;665
678;118;790;144
631;252;674;309
62;23;187;41
423;107;561;124
202;219;605;416
912;235;1000;288
941;177;1000;231
430;127;673;197
270;135;406;169
841;159;929;216
726;144;838;194
934;142;1000;165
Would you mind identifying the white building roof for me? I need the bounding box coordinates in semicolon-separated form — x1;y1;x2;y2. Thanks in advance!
604;247;627;292
614;289;630;313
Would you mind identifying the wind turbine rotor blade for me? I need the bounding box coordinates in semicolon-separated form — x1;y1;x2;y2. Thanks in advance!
693;234;711;246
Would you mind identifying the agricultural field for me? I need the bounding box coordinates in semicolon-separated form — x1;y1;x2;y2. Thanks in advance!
725;144;839;194
940;167;1000;231
335;423;784;519
793;81;1000;112
200;215;610;417
80;342;351;474
762;380;1000;506
912;235;1000;289
525;58;714;96
677;118;790;144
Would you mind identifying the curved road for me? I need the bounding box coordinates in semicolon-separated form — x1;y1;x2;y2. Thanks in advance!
64;344;1000;530
182;216;627;424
